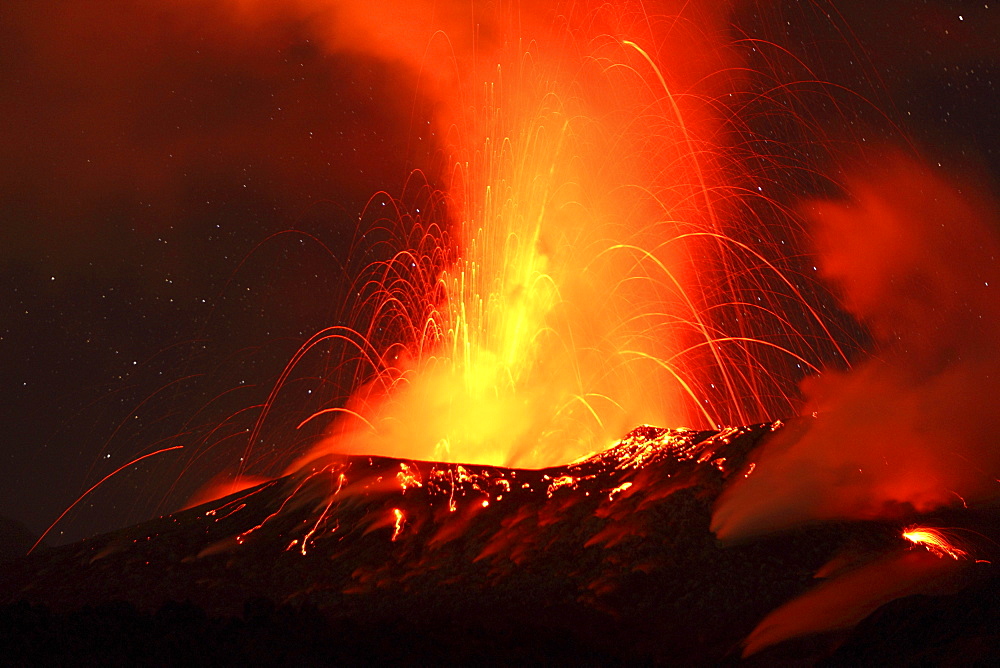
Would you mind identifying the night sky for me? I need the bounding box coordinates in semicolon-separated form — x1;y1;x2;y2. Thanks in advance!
2;1;998;546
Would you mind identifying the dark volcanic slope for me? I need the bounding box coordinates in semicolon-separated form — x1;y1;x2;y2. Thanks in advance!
0;423;889;664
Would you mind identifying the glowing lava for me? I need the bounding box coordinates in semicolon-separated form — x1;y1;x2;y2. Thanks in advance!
277;1;848;475
209;422;770;564
902;526;968;561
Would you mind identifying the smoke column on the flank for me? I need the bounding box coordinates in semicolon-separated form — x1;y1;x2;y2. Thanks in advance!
705;152;1000;655
713;154;1000;542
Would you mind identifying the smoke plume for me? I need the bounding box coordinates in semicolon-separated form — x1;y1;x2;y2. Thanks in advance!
714;152;1000;538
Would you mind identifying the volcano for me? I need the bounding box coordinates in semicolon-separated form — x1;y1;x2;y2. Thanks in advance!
2;422;997;665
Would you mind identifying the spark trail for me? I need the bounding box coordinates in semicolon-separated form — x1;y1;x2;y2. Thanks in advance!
271;0;853;475
903;526;968;561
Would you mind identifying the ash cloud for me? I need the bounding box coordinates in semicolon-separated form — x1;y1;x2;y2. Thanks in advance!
713;153;1000;541
0;0;438;539
0;0;433;271
0;0;742;275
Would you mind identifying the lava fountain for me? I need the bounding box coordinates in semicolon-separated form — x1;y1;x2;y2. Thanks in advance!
249;0;853;477
17;3;1000;663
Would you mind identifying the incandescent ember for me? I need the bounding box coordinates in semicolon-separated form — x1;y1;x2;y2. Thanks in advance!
1;422;818;661
5;420;989;664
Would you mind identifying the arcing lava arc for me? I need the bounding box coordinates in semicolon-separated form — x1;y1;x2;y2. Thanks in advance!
237;0;854;482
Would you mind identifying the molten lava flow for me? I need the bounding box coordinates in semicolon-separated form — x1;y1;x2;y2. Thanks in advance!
902;526;967;561
202;422;767;563
391;508;406;542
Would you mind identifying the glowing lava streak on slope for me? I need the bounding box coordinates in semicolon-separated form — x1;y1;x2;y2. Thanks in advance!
257;1;851;475
902;526;968;561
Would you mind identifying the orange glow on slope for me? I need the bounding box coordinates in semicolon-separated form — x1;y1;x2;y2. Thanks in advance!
902;526;967;560
742;548;958;658
183;475;272;511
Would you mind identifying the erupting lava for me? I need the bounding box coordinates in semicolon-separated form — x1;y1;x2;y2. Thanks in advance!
903;526;968;561
245;0;853;479
20;2;999;662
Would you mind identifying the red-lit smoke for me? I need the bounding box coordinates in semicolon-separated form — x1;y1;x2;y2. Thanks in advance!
714;154;1000;542
742;547;959;658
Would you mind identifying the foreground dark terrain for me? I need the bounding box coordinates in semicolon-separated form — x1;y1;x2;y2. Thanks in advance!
2;422;997;665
